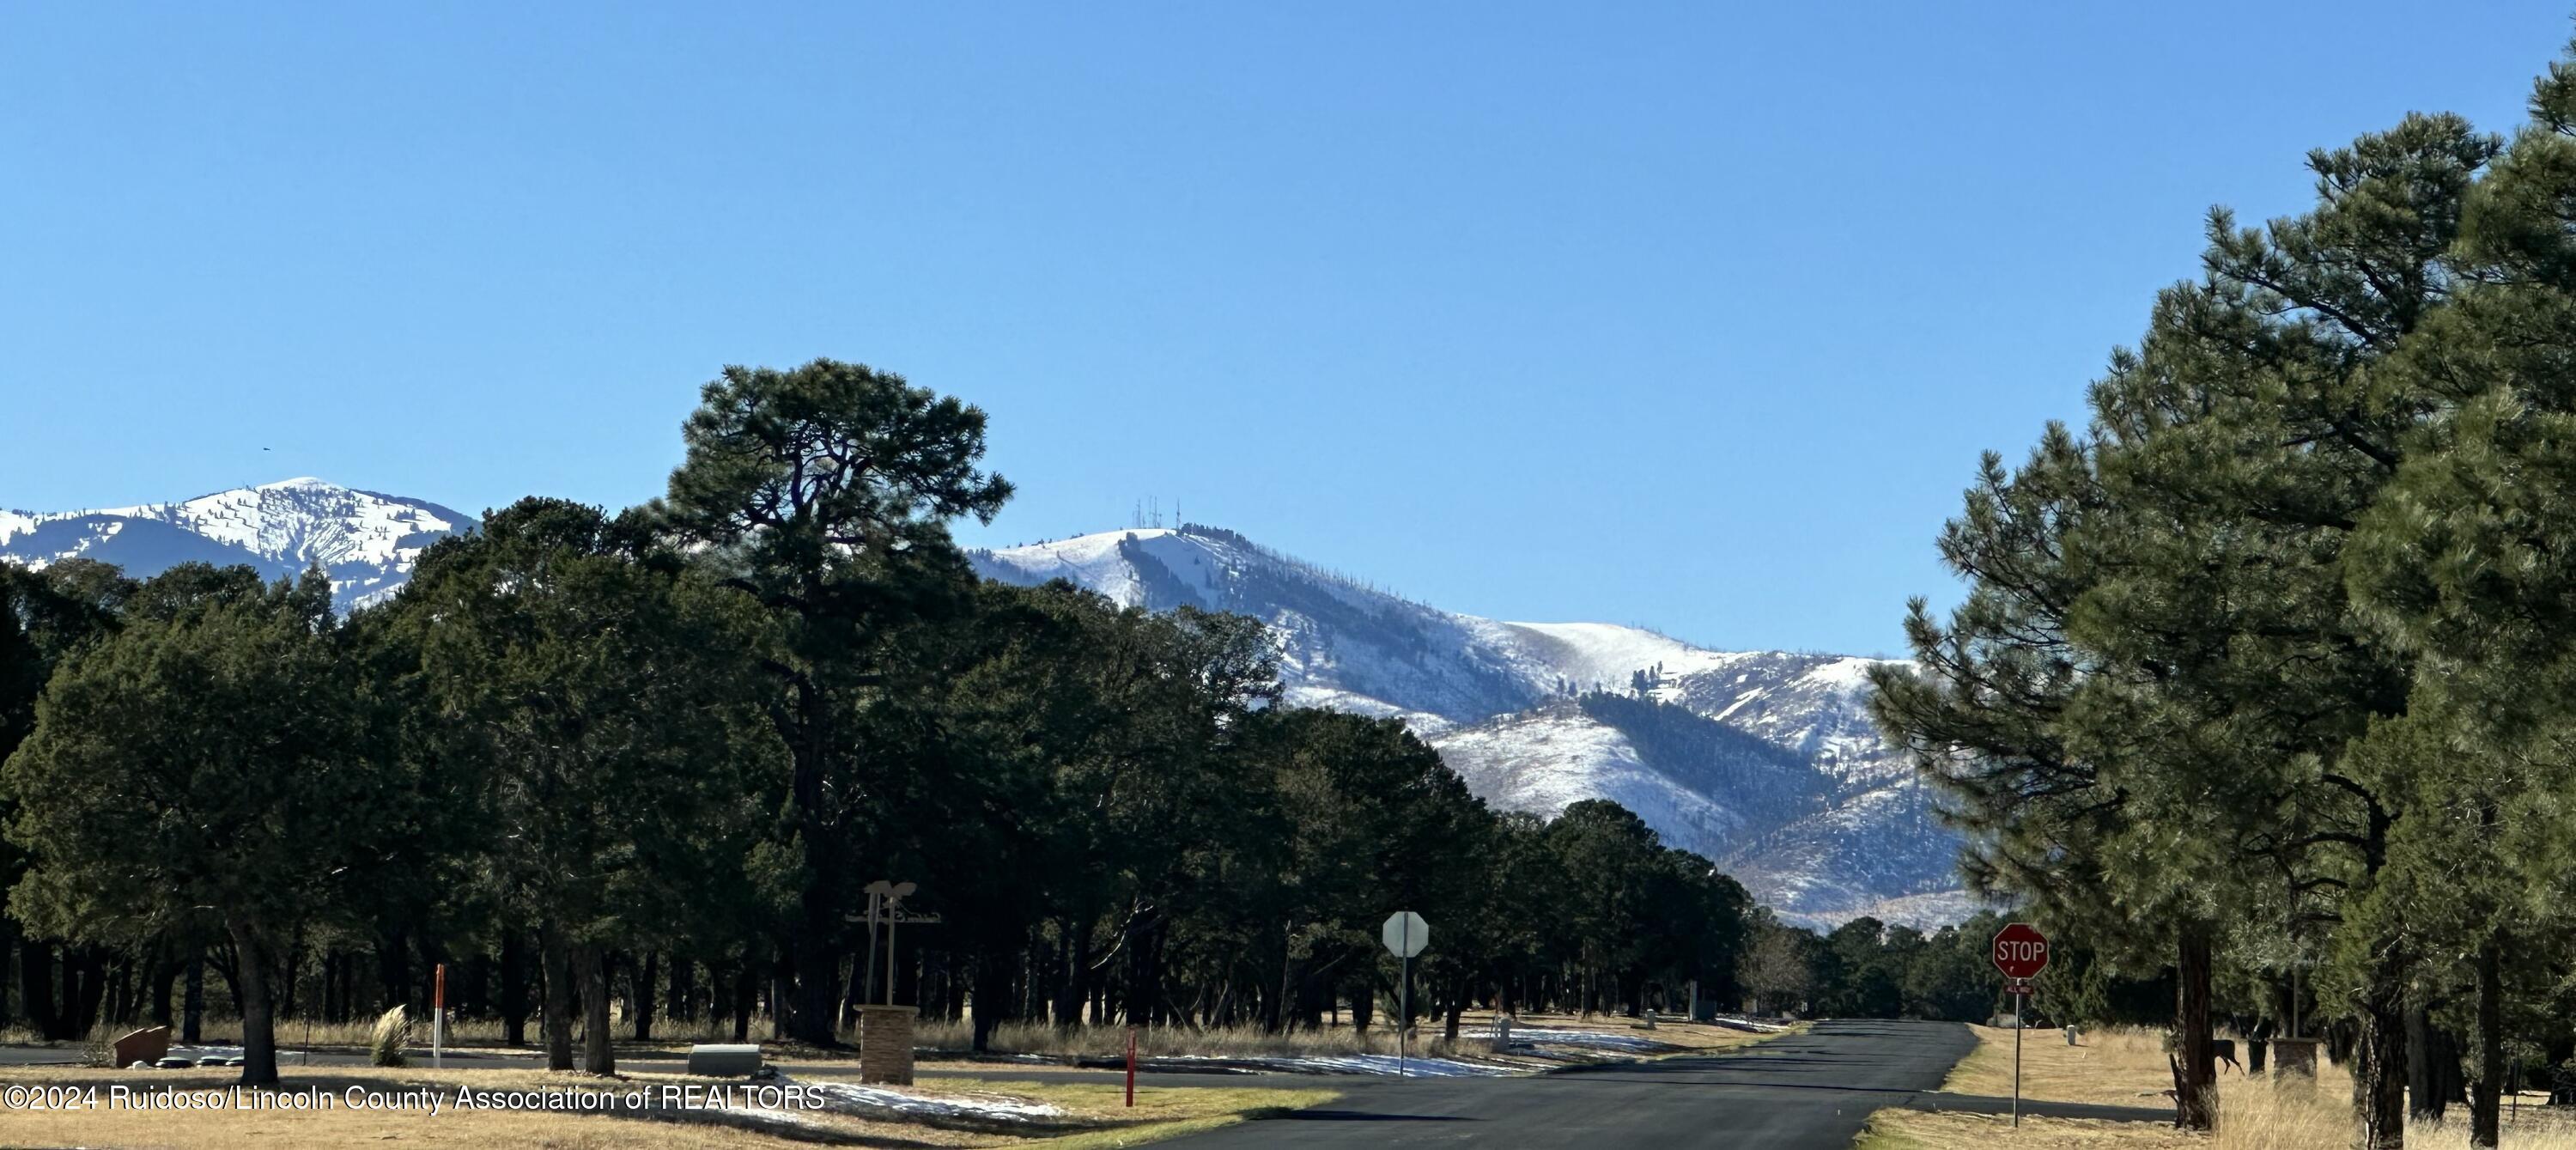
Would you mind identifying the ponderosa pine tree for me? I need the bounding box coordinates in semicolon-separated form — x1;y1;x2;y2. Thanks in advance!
654;359;1012;1045
2063;110;2496;1149
2339;45;2576;1146
1866;428;2248;1122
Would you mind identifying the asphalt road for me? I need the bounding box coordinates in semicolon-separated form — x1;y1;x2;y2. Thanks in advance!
1154;1018;2172;1149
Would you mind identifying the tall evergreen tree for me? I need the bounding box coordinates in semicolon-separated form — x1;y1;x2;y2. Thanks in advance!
654;358;1011;1044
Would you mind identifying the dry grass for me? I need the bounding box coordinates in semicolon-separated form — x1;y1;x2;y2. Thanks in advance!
1940;1025;2185;1109
371;1004;414;1066
1864;1024;2576;1149
0;1062;1331;1150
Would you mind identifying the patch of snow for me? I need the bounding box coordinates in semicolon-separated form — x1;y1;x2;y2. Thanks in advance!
1505;1027;1670;1052
796;1080;1066;1122
1432;710;1749;845
1156;1054;1513;1077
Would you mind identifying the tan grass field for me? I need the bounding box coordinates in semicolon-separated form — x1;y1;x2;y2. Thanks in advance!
0;1063;1335;1150
1861;1025;2576;1149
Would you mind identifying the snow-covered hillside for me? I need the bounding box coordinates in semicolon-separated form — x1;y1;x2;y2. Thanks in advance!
0;478;475;610
0;490;1970;927
971;526;1971;927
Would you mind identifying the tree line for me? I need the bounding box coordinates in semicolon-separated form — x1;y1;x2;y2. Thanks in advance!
0;361;1794;1086
1872;34;2576;1150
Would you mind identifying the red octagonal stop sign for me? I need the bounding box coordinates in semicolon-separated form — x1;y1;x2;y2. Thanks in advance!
1992;922;2050;980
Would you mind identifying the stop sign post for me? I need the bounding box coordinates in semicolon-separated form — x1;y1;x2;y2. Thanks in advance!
1991;922;2050;1127
1382;912;1430;1078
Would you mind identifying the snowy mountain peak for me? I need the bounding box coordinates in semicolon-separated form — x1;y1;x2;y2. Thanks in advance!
974;522;1962;927
0;479;476;611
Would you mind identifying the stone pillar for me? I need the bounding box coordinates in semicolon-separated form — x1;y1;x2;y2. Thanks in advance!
858;1005;914;1086
2273;1037;2321;1086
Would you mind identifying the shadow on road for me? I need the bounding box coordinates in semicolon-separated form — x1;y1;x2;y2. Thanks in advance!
1274;1110;1474;1123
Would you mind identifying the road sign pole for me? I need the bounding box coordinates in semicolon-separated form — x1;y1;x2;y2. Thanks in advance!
1399;946;1410;1080
1380;910;1429;1080
2012;984;2024;1128
1989;923;2049;1130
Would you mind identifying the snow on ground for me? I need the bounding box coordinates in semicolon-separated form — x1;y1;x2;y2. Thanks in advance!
1154;1054;1514;1077
130;1044;307;1066
794;1079;1067;1123
80;478;457;570
1505;1027;1671;1053
1500;621;1758;695
1431;709;1746;849
1703;1015;1794;1033
975;530;1176;609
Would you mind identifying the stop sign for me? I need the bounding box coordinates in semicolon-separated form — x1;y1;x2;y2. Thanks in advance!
1992;922;2050;980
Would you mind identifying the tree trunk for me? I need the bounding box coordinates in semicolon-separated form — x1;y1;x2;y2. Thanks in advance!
2470;933;2504;1148
670;955;695;1030
499;930;528;1046
2172;924;2216;1131
2409;1003;2447;1122
147;952;175;1028
579;945;615;1074
21;940;60;1040
539;925;575;1072
971;953;1011;1054
2354;967;2410;1150
228;920;281;1087
633;952;657;1042
788;681;843;1048
183;950;204;1044
731;963;754;1043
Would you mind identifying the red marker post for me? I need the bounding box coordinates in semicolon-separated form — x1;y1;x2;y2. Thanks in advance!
433;963;447;1069
1990;923;2050;1127
1125;1026;1138;1108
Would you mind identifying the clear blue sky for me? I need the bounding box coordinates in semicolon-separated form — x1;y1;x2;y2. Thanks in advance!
4;4;2566;654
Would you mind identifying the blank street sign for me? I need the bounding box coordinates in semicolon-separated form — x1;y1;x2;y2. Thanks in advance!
1382;911;1429;958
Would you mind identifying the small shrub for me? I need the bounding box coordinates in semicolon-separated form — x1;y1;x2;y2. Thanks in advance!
369;1006;411;1067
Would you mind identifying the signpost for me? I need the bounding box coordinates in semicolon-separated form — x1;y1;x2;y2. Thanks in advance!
1990;923;2050;1127
863;880;919;1005
1381;911;1430;1079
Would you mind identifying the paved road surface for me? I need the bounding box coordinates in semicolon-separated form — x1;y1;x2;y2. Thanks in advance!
1156;1018;2171;1149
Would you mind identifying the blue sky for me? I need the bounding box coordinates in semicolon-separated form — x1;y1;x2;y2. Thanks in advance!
4;3;2566;654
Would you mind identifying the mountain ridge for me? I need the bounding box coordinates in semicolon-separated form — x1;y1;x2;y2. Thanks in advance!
969;525;1973;928
0;478;476;611
0;483;1971;927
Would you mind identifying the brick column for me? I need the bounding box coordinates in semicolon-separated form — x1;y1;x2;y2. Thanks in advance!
858;1005;914;1086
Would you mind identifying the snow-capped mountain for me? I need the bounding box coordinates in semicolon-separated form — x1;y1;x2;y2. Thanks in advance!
0;484;1966;926
971;525;1971;928
0;478;475;610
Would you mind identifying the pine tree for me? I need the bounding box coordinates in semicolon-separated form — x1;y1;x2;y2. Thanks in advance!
654;358;1011;1045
